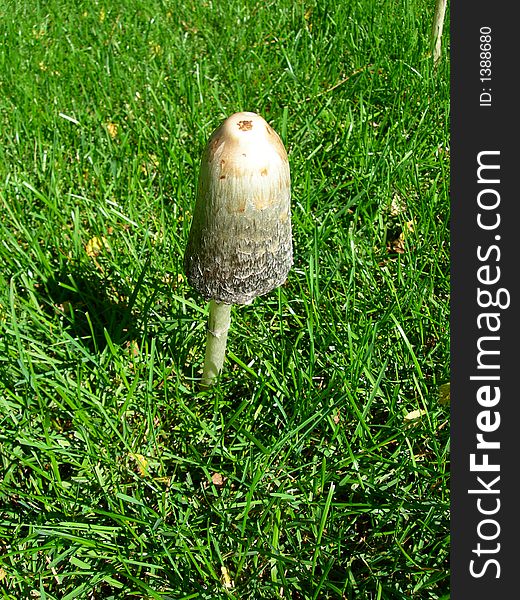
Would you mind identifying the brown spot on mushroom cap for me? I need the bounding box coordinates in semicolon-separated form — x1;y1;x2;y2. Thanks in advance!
210;137;222;153
203;112;288;183
237;120;253;131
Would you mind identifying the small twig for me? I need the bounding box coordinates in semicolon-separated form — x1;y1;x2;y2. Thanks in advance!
46;555;60;585
304;65;372;102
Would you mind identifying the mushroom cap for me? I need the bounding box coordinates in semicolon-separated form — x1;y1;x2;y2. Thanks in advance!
184;111;293;305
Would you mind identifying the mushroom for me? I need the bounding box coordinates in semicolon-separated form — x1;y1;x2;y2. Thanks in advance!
184;111;292;387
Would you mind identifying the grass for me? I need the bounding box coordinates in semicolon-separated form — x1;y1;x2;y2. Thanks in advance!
0;0;450;598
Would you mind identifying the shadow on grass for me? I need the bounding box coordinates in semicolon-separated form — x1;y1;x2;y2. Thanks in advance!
42;260;145;353
39;257;201;380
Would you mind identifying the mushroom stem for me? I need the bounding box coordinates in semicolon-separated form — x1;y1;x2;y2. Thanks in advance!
200;300;232;388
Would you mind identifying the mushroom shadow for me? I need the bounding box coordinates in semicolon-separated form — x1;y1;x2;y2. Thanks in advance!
42;261;144;353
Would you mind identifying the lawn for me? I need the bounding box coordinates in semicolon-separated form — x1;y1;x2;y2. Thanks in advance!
0;0;450;598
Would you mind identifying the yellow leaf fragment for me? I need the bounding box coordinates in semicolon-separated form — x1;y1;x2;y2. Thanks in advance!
390;193;407;216
221;566;234;589
106;122;118;139
149;43;163;57
85;236;109;258
129;453;149;477
439;382;451;406
404;408;427;425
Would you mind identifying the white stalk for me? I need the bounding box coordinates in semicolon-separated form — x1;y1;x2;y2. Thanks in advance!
431;0;447;66
200;300;232;388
